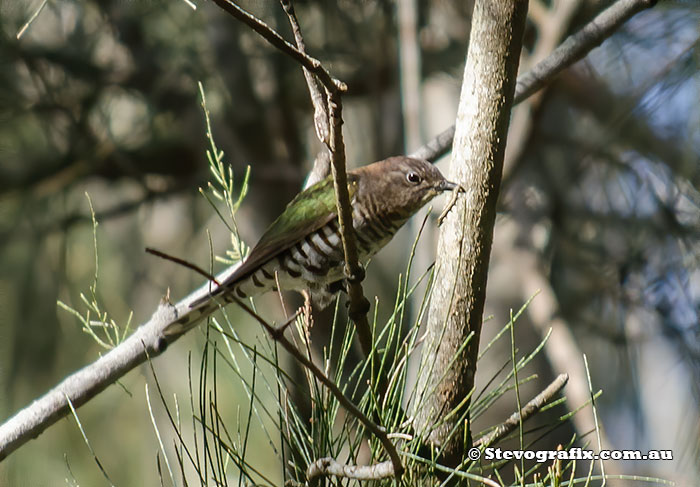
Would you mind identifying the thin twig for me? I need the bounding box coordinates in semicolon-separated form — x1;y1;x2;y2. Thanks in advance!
410;0;658;162
279;0;330;146
209;0;345;94
473;373;569;448
145;247;221;286
16;0;49;39
230;296;404;479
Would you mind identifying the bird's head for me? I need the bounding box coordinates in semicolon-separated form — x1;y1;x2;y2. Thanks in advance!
354;156;457;217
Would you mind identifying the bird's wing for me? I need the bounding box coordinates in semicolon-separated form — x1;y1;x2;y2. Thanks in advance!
218;173;358;287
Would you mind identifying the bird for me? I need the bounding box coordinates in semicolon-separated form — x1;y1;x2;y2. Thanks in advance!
189;156;456;310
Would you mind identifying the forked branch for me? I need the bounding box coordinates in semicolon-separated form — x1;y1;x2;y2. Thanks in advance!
209;0;374;357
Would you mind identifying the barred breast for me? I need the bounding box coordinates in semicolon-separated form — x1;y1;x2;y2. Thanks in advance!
228;204;408;306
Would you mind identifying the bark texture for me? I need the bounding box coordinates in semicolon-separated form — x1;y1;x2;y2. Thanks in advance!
412;0;529;463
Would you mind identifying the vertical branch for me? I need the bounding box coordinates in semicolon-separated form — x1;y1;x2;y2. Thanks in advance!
412;0;529;465
325;91;374;358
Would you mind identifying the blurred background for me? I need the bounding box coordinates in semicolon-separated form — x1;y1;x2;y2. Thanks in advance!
0;0;699;485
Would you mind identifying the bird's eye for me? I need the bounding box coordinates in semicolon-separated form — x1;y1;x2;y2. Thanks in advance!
406;172;422;184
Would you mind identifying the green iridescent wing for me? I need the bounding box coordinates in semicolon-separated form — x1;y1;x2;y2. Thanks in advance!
221;173;358;285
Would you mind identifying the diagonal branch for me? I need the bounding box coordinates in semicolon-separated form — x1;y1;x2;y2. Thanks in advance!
0;274;233;461
209;0;346;94
411;0;658;163
231;297;404;479
473;373;569;448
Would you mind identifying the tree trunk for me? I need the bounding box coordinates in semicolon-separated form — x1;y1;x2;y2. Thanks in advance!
412;0;528;464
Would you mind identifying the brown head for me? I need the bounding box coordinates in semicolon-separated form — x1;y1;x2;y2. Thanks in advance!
351;156;456;219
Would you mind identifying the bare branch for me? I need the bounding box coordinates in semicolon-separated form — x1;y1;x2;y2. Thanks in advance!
278;3;326;134
516;0;655;101
306;458;395;485
0;265;242;461
474;373;569;448
410;0;658;162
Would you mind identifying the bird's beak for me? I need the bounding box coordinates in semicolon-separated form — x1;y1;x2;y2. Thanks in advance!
438;180;459;192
